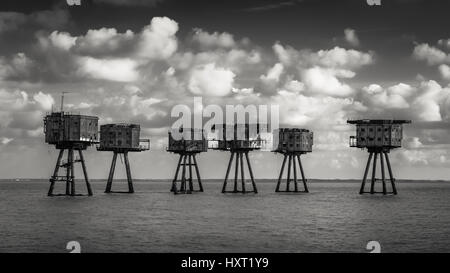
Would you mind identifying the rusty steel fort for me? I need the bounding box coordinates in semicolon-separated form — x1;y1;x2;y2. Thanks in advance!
44;108;411;196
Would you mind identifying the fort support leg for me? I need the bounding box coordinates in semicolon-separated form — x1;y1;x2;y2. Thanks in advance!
222;152;234;193
360;152;373;194
245;152;257;193
192;154;203;192
180;154;187;193
384;152;397;195
171;154;183;193
69;149;75;196
188;154;193;193
240;152;246;194
124;152;134;193
48;149;64;197
276;154;287;192
65;149;71;195
78;149;92;196
380;151;387;195
105;152;118;193
293;154;298;192
298;155;309;193
370;152;378;194
286;154;292;192
233;152;239;193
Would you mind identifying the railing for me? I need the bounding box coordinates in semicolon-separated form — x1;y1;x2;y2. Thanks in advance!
139;139;150;150
349;136;357;147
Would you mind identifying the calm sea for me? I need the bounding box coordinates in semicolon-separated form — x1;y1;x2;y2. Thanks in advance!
0;180;449;253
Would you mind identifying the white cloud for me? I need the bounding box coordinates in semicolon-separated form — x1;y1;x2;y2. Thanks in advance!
0;89;54;133
0;89;29;111
77;57;139;82
260;62;284;83
344;28;360;47
413;43;450;65
272;42;299;66
313;47;373;69
404;137;423;149
301;66;354;97
48;31;77;51
75;27;134;55
439;64;450;80
271;44;372;98
388;83;415;97
136;17;178;60
0;137;13;145
284;80;305;93
33;92;55;110
273;43;373;69
411;80;445;122
0;53;33;80
438;39;450;49
271;90;355;127
192;28;236;49
362;83;411;109
188;63;235;97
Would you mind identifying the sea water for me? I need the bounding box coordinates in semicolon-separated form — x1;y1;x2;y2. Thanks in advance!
0;180;449;253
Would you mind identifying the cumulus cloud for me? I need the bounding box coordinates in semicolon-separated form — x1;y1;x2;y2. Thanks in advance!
362;83;410;109
269;42;374;98
136;17;179;60
410;80;449;122
358;80;450;122
0;53;33;80
271;89;356;128
19;16;181;83
75;28;135;56
344;28;360;47
33;92;55;110
260;63;284;83
413;43;450;65
273;42;299;67
76;57;140;82
312;47;373;69
188;63;236;96
283;80;305;93
0;89;54;136
48;31;77;51
301;67;354;97
2;16;450;177
274;43;373;69
439;64;450;80
438;39;450;49
192;28;236;49
404;137;423;149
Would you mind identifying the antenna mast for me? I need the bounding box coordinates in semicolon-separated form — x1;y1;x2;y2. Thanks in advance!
60;92;71;112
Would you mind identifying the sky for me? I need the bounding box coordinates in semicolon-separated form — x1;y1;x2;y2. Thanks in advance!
0;0;450;180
